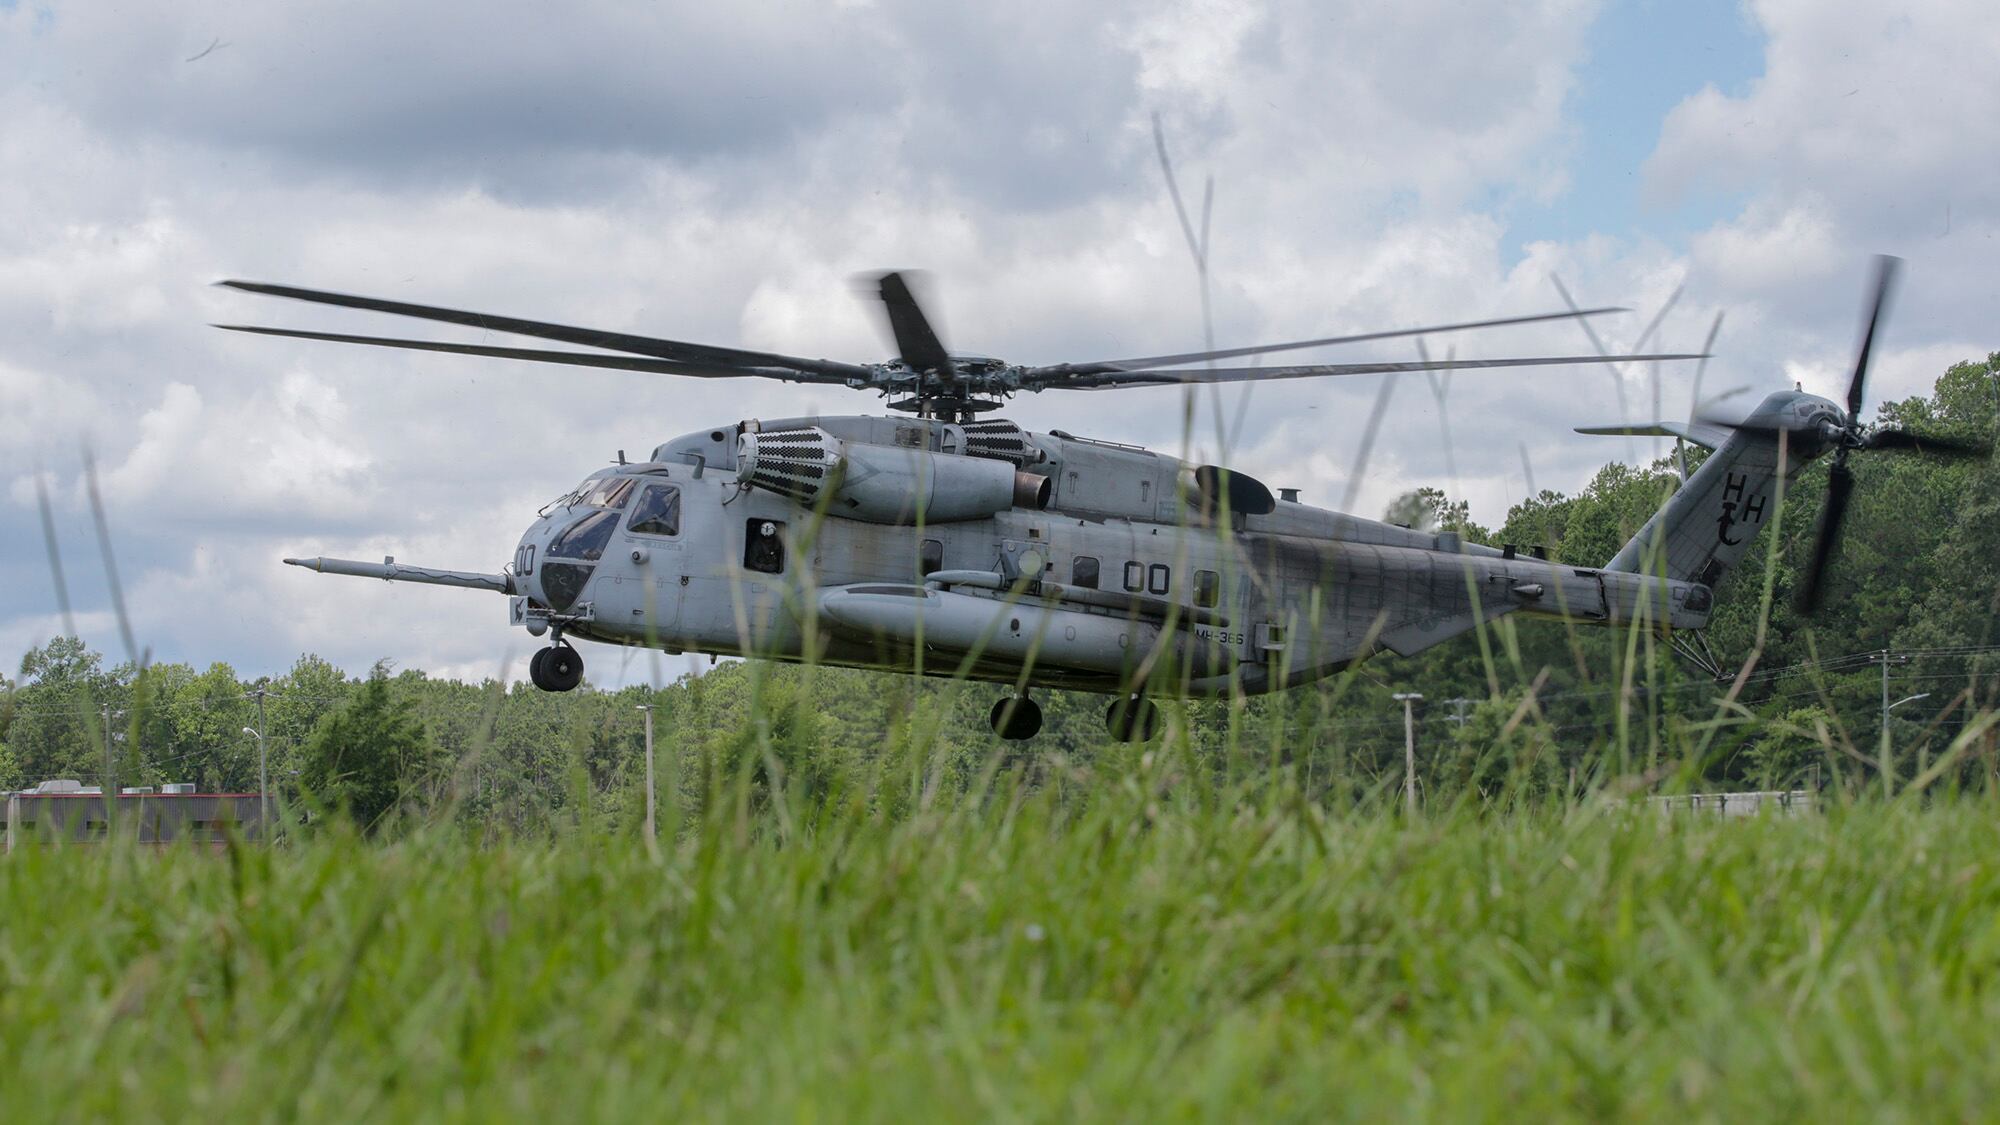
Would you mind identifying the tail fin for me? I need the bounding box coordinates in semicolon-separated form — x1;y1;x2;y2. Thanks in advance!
1582;405;1812;589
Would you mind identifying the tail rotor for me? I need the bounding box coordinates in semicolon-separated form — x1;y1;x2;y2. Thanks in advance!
1793;256;1992;614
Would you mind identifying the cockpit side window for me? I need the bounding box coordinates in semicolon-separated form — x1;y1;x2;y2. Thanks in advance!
548;510;620;561
583;477;638;510
627;485;681;537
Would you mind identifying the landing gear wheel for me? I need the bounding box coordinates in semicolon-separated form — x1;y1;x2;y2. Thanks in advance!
539;645;584;692
1106;694;1160;742
528;647;553;691
989;696;1043;741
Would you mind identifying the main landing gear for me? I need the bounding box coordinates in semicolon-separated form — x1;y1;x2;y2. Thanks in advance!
1105;693;1160;742
988;691;1160;741
529;643;584;692
989;694;1043;741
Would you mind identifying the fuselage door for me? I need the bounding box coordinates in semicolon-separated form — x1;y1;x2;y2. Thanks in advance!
620;480;687;641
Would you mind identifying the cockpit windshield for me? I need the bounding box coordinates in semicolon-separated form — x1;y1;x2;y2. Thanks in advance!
582;477;638;509
547;510;620;561
548;475;638;513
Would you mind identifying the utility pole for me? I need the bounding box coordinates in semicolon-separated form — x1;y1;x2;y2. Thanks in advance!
1873;649;1912;798
101;703;119;834
1444;697;1472;728
1393;692;1423;814
637;703;657;844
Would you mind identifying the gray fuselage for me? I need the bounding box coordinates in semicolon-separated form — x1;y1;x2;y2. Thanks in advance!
505;414;1718;698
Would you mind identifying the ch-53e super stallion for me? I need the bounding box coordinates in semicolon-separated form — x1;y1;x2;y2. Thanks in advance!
222;256;1980;740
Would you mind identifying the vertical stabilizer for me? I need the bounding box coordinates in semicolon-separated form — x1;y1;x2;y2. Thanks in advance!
1588;390;1836;588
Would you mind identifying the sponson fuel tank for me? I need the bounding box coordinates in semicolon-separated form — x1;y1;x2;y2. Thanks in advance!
817;583;1225;678
739;425;1049;524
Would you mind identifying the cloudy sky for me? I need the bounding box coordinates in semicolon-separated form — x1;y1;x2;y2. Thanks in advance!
4;0;1996;685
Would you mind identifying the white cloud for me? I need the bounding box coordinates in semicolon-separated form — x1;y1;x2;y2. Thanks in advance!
88;373;373;522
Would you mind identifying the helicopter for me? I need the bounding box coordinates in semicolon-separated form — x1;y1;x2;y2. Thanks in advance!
220;257;1979;740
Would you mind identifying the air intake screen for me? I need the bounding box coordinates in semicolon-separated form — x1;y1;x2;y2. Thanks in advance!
960;420;1035;468
741;427;837;505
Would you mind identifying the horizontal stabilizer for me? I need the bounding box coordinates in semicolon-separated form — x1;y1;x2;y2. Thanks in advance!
285;556;514;594
1573;420;1733;451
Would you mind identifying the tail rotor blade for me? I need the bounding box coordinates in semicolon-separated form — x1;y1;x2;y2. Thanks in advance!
1845;255;1902;420
1864;428;1994;458
1796;459;1856;615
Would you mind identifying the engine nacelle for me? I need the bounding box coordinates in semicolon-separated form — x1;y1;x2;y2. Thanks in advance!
738;426;1049;524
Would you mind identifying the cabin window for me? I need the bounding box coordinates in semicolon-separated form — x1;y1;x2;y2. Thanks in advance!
548;511;620;561
1073;556;1100;589
627;485;682;537
919;539;944;577
745;518;785;574
1122;561;1144;592
1193;569;1220;608
1147;564;1170;596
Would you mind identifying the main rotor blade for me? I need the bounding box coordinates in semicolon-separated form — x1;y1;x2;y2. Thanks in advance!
213;324;854;384
1550;273;1632;423
1845;255;1901;419
1864;428;1993;458
1028;307;1629;376
1683;312;1727;478
1031;351;1708;390
1795;459;1855;615
868;272;954;374
216;280;871;379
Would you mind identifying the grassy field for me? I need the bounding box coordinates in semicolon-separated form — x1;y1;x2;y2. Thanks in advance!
4;772;1998;1122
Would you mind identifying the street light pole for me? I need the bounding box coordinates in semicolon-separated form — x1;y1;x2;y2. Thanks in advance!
241;723;268;838
254;688;269;827
1393;692;1424;814
1873;649;1912;798
1887;690;1932;790
637;704;657;844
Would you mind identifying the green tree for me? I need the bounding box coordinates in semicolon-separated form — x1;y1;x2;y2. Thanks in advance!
7;637;123;783
1738;706;1834;790
1439;687;1564;799
162;663;256;791
298;664;433;832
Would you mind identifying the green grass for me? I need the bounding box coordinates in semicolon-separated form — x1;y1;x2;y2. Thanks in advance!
4;780;1998;1121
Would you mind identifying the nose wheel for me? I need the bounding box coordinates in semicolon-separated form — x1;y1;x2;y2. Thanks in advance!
529;644;584;692
989;695;1042;741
